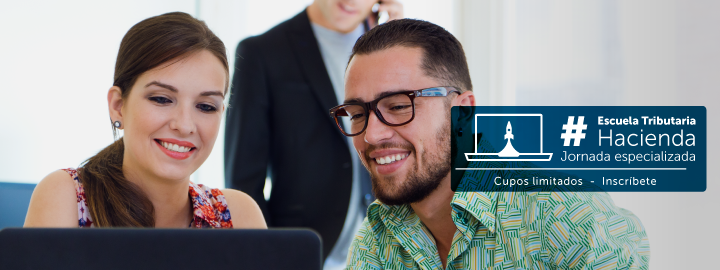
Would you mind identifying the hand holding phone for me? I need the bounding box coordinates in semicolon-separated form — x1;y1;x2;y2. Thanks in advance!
368;0;404;28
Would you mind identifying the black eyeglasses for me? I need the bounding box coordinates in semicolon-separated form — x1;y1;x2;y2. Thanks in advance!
329;86;460;137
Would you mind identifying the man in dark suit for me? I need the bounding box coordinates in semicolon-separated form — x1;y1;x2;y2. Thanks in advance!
224;0;402;267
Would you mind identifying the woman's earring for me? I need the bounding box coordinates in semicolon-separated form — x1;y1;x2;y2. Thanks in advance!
457;127;463;137
113;121;121;128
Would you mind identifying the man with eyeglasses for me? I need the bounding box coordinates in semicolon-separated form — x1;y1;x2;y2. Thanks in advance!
335;19;650;269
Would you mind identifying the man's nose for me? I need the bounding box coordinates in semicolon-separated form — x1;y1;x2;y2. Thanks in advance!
363;111;394;145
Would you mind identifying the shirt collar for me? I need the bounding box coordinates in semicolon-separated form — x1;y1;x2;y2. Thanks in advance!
451;191;498;235
366;191;498;236
451;137;504;234
367;200;413;231
366;191;499;251
310;21;364;41
188;181;222;228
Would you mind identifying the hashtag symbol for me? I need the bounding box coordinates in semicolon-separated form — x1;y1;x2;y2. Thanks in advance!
561;116;587;146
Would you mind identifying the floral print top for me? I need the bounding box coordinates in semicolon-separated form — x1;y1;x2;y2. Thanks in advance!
62;168;233;228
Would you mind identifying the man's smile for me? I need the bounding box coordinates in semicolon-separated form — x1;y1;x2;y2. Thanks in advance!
368;149;412;175
374;153;409;165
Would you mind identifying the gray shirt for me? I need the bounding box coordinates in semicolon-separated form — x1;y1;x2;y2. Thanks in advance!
310;22;368;270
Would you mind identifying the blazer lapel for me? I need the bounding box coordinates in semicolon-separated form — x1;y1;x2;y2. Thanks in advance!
285;10;341;129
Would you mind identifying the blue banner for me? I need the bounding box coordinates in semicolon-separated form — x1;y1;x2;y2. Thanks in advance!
450;106;706;192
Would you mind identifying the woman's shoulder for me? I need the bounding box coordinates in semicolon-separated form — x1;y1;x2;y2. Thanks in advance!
39;169;80;194
217;188;256;208
24;169;80;227
191;184;256;208
59;168;79;179
219;188;267;229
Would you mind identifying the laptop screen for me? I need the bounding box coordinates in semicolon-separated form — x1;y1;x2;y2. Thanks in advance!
474;114;544;154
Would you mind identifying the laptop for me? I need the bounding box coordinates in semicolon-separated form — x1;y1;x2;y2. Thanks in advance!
0;228;322;270
465;113;554;161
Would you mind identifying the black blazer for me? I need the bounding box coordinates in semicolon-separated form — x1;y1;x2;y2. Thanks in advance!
224;10;354;259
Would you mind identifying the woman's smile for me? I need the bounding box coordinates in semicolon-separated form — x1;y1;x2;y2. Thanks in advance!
154;138;197;160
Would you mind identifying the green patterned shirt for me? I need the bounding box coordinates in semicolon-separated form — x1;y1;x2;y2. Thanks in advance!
346;141;650;269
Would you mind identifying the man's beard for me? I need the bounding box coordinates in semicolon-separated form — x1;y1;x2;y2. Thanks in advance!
365;119;451;206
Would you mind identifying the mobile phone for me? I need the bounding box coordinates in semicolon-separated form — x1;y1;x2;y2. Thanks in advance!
369;2;390;27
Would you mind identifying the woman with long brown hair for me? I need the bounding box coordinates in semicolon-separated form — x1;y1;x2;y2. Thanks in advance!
24;12;266;229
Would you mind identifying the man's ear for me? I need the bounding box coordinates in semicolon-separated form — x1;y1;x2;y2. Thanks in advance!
107;86;124;129
452;91;475;107
453;91;475;126
450;91;476;191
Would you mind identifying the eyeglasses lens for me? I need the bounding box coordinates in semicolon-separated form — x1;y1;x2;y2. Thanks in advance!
334;93;413;135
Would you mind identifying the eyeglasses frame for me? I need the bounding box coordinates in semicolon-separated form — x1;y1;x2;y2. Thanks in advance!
329;86;461;137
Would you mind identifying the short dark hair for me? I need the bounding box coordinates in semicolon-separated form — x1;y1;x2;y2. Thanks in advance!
349;19;472;92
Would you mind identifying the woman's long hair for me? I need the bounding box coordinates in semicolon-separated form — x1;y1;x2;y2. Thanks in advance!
79;12;229;227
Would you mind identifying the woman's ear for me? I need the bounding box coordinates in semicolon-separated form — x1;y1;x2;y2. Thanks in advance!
107;86;124;129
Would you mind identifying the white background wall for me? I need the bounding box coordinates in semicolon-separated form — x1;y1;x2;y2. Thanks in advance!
613;0;720;268
0;0;455;189
470;0;718;268
0;0;717;268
